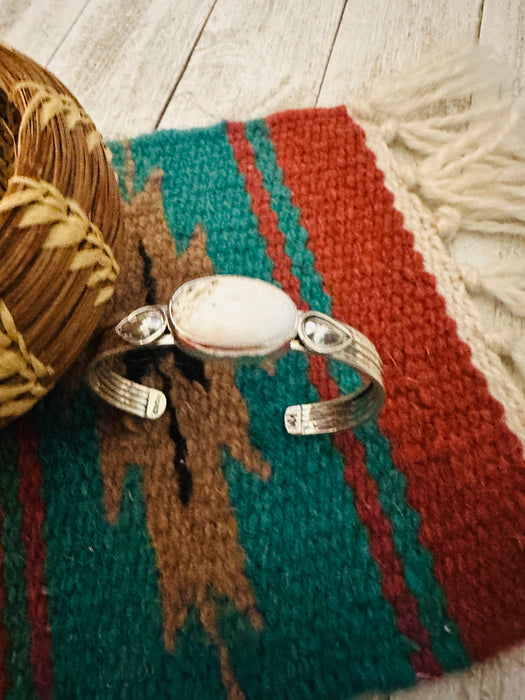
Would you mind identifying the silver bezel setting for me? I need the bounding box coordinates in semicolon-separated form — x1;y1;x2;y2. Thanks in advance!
115;306;168;346
297;311;355;354
167;275;300;360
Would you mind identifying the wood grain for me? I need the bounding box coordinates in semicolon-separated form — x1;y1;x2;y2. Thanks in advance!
45;0;216;138
0;0;88;66
317;0;483;106
480;0;525;94
159;0;346;129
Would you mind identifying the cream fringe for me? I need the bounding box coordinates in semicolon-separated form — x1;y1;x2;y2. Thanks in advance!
352;45;525;384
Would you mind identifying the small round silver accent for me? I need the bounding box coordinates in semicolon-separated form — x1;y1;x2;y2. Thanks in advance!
115;306;167;346
298;311;354;354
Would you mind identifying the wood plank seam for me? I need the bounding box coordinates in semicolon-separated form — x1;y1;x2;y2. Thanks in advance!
44;0;91;68
315;0;349;106
154;0;219;129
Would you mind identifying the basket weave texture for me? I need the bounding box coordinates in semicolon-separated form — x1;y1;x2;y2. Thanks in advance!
0;45;122;427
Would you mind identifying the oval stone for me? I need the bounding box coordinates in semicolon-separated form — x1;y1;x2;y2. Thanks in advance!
169;275;298;357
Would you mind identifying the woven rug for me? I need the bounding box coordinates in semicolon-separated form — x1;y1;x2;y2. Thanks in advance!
1;54;525;700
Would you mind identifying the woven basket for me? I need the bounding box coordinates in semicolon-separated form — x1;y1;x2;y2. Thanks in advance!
0;44;122;428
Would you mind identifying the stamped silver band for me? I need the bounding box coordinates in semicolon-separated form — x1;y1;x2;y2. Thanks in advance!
87;276;385;435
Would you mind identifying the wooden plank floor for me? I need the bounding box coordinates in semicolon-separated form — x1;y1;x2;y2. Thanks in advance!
1;0;523;137
1;2;524;699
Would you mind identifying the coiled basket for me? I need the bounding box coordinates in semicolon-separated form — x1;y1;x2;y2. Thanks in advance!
0;44;122;428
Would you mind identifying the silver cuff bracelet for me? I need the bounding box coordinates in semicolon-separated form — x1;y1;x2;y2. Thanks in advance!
87;275;385;435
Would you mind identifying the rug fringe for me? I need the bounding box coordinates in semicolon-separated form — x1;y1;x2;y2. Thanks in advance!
353;45;525;375
484;327;525;383
459;261;525;318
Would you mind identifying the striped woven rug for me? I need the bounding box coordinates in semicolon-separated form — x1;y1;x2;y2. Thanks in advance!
1;97;524;699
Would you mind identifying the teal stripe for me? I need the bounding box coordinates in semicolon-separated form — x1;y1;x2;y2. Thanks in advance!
244;119;332;314
245;120;469;672
0;426;34;699
244;119;361;393
356;423;469;670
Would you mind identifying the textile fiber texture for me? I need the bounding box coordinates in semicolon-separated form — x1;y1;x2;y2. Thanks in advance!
1;106;525;699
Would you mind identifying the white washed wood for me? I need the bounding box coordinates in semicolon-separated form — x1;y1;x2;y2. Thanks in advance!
46;0;216;138
448;0;525;395
480;0;525;94
0;0;88;66
317;0;483;106
159;0;346;129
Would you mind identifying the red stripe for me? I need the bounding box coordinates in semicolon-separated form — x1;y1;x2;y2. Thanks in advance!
310;357;441;675
227;120;441;676
0;503;10;696
338;429;440;676
266;106;525;660
227;122;307;311
17;417;54;699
